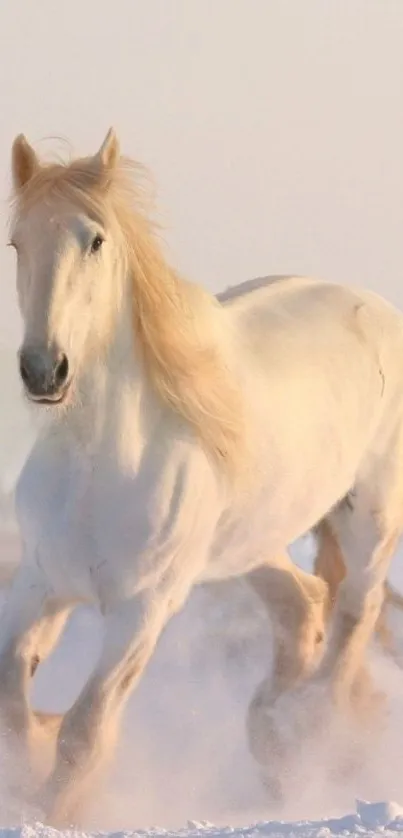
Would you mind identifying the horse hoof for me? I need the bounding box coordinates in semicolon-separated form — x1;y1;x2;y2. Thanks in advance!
247;676;336;795
260;770;287;809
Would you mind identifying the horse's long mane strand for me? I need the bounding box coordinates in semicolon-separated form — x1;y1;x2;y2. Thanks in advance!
11;154;246;477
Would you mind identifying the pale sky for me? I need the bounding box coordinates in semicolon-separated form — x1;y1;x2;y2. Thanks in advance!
0;1;402;345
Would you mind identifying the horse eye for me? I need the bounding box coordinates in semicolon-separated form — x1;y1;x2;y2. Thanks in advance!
90;234;104;254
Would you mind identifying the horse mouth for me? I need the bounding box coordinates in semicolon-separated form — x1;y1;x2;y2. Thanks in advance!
26;383;71;406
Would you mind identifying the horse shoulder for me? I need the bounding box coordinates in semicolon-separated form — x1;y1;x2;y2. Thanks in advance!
15;435;60;530
141;435;226;540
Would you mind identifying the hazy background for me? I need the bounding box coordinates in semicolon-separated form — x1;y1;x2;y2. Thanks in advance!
1;0;403;481
1;1;403;334
0;0;403;830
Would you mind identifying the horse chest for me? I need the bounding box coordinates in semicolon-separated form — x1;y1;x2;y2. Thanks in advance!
16;439;218;604
16;453;161;601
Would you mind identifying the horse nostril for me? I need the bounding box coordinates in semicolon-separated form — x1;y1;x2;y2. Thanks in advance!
19;353;30;385
55;354;69;387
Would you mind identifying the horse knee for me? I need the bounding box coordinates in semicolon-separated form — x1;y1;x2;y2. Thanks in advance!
30;653;40;677
295;596;326;661
116;649;145;697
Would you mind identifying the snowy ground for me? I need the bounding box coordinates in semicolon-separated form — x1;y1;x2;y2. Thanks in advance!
6;799;403;838
1;528;403;836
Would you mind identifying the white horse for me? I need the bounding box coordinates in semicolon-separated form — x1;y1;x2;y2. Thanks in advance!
4;128;403;825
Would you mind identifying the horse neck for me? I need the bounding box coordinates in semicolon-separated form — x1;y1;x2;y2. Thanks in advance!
56;258;230;471
61;278;162;466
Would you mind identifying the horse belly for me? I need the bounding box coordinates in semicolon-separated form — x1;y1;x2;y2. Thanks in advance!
202;451;359;583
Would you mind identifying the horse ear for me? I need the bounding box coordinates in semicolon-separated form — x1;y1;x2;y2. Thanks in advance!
11;134;39;190
96;128;120;169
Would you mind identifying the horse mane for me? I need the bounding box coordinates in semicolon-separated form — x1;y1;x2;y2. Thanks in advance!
10;152;245;478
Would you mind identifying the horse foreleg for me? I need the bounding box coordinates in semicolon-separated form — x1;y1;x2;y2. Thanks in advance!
0;564;53;739
40;586;183;828
28;600;72;737
0;560;70;804
29;600;72;677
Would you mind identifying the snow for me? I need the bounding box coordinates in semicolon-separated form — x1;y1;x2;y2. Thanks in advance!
0;532;403;837
0;547;398;838
4;801;403;838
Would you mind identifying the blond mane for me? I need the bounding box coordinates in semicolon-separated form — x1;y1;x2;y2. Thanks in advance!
11;153;245;477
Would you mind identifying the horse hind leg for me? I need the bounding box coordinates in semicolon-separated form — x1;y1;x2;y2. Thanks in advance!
311;517;393;789
315;457;403;713
246;507;396;798
248;557;328;696
314;517;396;661
313;518;386;723
246;554;328;799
